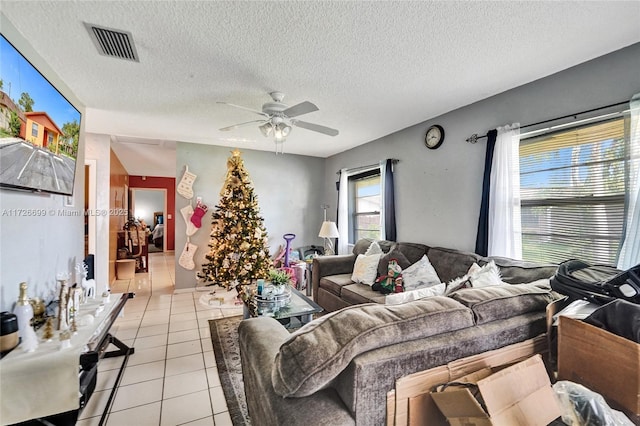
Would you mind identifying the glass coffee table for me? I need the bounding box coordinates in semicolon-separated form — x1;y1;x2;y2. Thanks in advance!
243;286;323;327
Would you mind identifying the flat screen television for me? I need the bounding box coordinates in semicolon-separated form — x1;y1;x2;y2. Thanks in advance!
0;34;81;196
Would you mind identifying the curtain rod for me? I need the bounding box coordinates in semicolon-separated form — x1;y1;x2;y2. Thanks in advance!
336;159;399;175
465;100;629;144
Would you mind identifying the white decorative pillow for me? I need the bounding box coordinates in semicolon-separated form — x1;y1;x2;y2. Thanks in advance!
385;283;446;305
364;241;383;256
351;253;382;286
445;274;472;295
402;255;441;290
467;261;507;288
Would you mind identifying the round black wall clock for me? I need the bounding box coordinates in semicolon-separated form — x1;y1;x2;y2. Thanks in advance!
425;125;445;149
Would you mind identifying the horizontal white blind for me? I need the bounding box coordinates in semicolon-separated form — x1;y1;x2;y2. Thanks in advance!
520;118;626;265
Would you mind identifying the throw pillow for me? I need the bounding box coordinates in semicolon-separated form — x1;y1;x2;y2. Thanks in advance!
402;254;441;290
351;253;382;286
467;261;507;288
364;241;383;256
377;248;412;277
445;274;472;295
385;283;446;305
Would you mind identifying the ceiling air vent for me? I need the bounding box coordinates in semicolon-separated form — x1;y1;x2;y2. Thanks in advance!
85;23;139;62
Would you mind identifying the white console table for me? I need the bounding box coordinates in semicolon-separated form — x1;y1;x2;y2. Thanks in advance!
0;292;134;426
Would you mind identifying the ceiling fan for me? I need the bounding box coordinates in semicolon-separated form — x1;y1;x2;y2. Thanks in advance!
218;92;339;146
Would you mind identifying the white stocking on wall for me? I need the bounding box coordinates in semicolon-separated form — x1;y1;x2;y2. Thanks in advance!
179;240;198;270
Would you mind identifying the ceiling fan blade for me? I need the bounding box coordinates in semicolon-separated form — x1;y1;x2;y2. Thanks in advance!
282;101;319;118
217;101;269;117
291;120;339;136
219;120;266;131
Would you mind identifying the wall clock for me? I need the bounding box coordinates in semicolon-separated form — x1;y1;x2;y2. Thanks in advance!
425;125;445;149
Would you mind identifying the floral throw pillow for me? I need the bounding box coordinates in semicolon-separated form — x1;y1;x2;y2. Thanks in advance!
402;255;441;291
351;253;382;286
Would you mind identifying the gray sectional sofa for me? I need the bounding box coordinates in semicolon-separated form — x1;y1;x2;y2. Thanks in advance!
312;239;557;312
238;239;559;426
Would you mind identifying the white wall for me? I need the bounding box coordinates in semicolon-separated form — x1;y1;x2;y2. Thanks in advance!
175;143;325;290
84;133;111;291
0;16;86;311
325;42;640;252
133;189;164;228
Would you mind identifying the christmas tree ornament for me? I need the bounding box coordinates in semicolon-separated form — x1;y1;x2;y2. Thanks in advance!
179;241;198;270
177;165;197;199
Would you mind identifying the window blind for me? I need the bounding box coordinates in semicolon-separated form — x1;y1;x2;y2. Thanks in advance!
520;118;626;265
349;171;381;242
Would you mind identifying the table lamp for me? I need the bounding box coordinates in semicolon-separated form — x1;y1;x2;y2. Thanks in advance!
319;205;340;255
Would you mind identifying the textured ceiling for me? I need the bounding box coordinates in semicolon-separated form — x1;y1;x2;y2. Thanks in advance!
2;1;639;171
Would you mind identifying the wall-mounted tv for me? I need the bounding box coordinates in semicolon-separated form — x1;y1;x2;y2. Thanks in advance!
0;34;81;196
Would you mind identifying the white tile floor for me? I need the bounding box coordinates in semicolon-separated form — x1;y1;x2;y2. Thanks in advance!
77;251;243;426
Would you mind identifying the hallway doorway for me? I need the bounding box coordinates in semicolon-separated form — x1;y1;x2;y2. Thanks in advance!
131;188;167;253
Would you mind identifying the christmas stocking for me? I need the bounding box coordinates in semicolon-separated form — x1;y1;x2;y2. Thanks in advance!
180;205;198;236
179;241;198;270
177;166;197;199
190;200;208;228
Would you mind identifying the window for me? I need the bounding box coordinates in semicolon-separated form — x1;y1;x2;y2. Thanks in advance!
31;122;38;137
349;169;381;243
48;134;54;145
519;117;627;265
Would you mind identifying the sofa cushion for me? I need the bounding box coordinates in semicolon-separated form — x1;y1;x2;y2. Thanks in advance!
395;242;430;264
271;296;474;397
341;283;386;305
377;248;412;277
448;280;556;324
352;239;395;256
319;274;353;297
483;256;557;284
427;247;483;283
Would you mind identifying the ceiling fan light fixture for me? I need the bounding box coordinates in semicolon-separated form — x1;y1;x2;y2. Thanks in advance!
275;123;291;139
259;122;273;137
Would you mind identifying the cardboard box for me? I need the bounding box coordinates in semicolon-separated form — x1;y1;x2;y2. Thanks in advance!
431;355;561;426
116;259;136;279
558;315;640;417
390;335;548;426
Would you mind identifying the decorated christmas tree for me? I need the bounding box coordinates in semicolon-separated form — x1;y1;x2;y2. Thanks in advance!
199;149;271;296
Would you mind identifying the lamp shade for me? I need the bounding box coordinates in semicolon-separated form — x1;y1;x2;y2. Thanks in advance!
318;221;339;238
259;122;273;137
